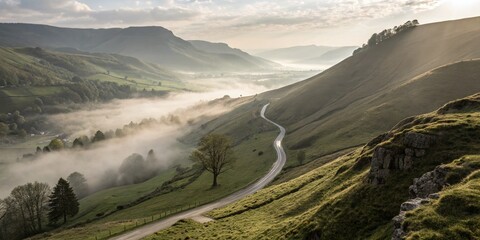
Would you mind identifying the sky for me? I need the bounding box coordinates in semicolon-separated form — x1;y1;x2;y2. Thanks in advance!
0;0;479;50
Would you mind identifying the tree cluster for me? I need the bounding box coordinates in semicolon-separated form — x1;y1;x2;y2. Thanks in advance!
71;116;180;150
353;20;419;55
0;177;81;240
0;111;27;138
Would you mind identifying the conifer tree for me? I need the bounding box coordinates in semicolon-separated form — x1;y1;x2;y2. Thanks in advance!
48;178;79;224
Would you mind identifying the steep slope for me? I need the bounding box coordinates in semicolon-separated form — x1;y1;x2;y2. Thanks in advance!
189;40;279;69
261;17;480;157
0;23;272;71
145;93;480;240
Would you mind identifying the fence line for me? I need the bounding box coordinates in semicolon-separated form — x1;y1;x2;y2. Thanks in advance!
93;199;214;240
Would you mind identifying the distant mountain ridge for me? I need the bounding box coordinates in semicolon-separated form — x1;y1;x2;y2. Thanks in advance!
294;46;358;65
189;40;279;69
0;23;274;71
256;45;357;67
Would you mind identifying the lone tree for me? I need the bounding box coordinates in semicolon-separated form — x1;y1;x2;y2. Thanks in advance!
191;134;234;187
48;178;79;224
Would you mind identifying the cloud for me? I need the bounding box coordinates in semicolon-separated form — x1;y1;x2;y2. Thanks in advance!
85;7;199;24
0;0;442;47
0;0;198;25
18;0;91;12
0;0;441;25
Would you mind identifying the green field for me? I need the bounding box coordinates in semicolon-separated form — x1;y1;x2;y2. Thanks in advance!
70;169;177;225
0;134;56;161
0;86;66;113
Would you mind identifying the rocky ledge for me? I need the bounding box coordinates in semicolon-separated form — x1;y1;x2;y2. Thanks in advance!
368;132;436;184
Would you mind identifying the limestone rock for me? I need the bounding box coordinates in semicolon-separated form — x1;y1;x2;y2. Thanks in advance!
403;132;436;149
392;212;406;240
414;149;426;157
392;166;449;240
392;198;432;240
409;166;448;198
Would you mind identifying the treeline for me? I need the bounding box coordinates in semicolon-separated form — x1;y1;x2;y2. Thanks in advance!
1;75;166;116
1;77;167;141
353;20;419;55
26;117;177;155
71;118;165;149
0;176;83;240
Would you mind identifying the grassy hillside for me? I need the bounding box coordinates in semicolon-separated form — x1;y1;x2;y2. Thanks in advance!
401;155;480;239
145;93;480;240
261;17;480;158
0;47;184;113
35;99;282;240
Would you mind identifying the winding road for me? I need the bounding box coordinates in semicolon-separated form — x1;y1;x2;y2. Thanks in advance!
111;103;286;240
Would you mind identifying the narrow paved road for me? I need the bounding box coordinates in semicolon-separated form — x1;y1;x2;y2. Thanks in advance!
111;103;286;240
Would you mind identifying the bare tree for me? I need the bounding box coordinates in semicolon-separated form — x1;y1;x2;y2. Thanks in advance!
9;182;50;235
191;134;234;187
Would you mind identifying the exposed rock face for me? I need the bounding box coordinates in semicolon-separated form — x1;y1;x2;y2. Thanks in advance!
403;132;436;149
391;166;448;240
409;166;448;198
368;132;436;184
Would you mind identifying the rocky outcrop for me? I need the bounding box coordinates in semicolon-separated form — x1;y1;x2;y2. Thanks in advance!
409;166;448;198
403;132;436;149
392;198;432;240
368;132;436;184
391;166;448;240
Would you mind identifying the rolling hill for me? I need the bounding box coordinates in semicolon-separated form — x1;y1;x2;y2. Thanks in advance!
0;47;184;113
260;16;480;158
0;23;275;71
16;16;480;240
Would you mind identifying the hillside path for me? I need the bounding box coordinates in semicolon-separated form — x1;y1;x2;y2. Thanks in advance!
110;103;286;240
